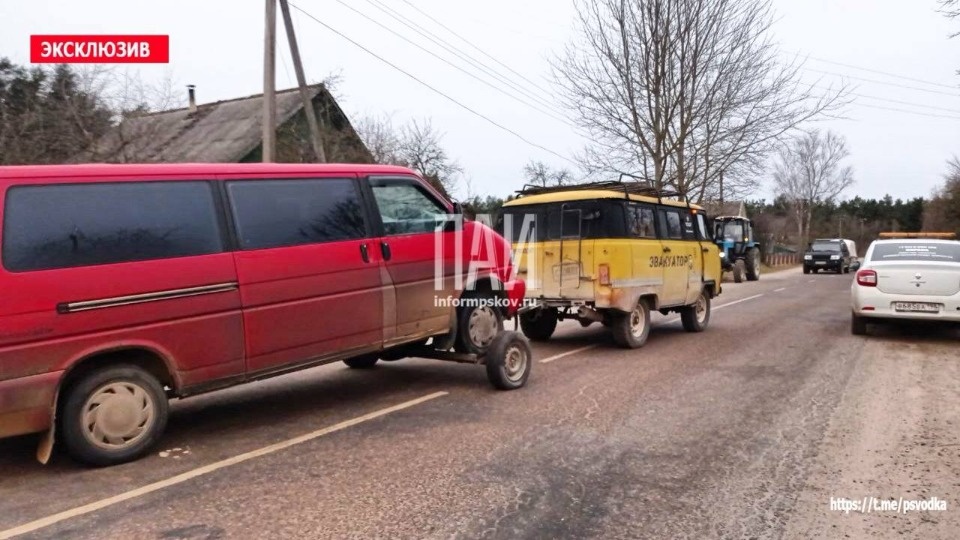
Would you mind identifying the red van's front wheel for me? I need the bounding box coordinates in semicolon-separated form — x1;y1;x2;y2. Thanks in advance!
454;292;504;354
59;365;169;466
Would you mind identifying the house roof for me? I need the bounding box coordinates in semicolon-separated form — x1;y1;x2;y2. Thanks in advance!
703;201;746;218
85;84;363;163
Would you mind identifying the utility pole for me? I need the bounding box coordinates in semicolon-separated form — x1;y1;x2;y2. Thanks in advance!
262;0;277;162
279;0;326;162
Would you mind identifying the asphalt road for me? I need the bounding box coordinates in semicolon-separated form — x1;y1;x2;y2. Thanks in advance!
1;268;958;539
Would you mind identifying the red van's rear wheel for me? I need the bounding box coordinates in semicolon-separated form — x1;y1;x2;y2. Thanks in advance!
59;365;168;466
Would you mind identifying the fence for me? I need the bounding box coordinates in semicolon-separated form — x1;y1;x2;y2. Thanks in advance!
763;253;800;266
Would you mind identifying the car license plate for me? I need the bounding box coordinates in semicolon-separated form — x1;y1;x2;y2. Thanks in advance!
552;262;581;281
815;261;826;265
893;302;940;313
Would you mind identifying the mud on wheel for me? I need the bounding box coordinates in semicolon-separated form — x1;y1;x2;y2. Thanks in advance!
733;259;746;283
611;298;651;349
454;291;505;354
745;248;761;281
680;289;711;332
59;365;169;466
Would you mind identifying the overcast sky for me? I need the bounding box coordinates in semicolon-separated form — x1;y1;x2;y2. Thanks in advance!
2;0;959;202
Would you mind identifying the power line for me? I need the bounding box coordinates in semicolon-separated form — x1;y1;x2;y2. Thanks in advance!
361;0;563;115
853;102;960;121
397;0;556;97
802;68;960;98
326;0;575;128
287;2;577;165
854;94;960;115
807;84;960;115
795;53;958;90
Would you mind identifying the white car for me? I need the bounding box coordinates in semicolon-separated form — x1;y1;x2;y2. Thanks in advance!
851;235;960;335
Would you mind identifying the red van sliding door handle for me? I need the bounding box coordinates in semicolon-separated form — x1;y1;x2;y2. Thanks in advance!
359;243;370;263
381;241;392;261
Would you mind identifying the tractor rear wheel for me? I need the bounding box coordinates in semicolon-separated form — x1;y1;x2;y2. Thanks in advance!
733;260;745;283
745;248;761;281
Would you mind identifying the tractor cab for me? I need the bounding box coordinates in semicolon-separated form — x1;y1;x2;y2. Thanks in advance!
713;216;762;283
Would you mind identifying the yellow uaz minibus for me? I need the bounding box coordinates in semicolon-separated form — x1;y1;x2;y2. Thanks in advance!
498;181;722;348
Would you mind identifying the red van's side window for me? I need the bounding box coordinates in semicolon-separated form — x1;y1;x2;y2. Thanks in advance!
2;181;223;272
369;181;447;236
227;179;367;249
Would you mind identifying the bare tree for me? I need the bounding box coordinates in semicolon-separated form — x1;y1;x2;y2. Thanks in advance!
76;68;179;162
354;113;402;164
939;0;960;71
356;116;462;196
522;160;574;186
398;119;462;195
554;0;847;203
773;130;855;248
940;0;960;33
923;156;960;232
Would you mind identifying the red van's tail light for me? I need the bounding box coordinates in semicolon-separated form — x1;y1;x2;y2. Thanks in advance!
856;269;877;287
598;264;611;285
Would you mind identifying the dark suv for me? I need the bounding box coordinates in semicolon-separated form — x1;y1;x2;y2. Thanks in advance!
803;239;852;274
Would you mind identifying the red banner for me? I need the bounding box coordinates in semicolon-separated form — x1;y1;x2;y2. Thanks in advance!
30;35;169;63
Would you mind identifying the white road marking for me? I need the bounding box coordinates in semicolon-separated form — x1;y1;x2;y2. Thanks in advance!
0;391;449;540
774;287;787;292
713;294;765;309
662;293;766;325
539;344;599;364
808;279;816;283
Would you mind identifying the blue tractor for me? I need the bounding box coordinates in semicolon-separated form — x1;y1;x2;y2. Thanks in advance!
713;216;761;283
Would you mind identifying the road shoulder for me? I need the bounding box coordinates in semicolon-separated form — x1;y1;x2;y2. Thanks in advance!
783;333;960;538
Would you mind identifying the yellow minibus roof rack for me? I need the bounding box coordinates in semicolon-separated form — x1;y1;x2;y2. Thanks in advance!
878;232;957;239
516;176;684;202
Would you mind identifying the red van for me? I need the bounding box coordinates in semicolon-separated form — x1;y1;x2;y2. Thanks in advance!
0;163;526;466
